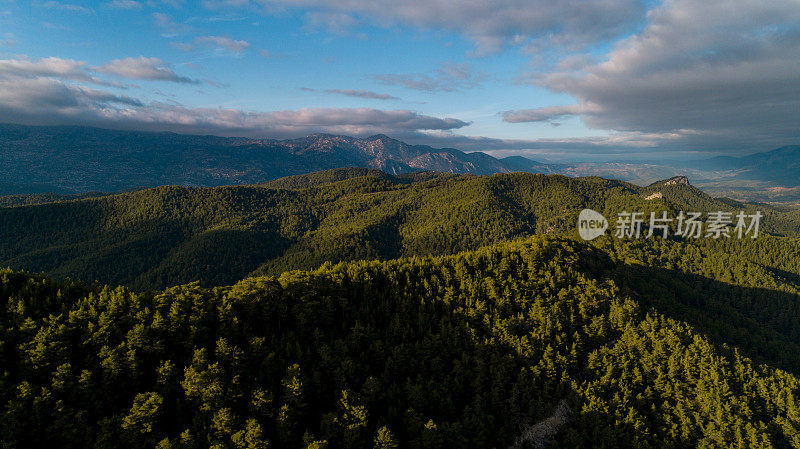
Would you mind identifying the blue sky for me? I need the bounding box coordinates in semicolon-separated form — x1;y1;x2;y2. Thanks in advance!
0;0;798;161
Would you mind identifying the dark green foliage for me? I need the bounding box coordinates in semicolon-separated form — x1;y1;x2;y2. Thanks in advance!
595;236;800;372
0;191;105;208
1;236;799;448
3;169;796;290
2;169;800;447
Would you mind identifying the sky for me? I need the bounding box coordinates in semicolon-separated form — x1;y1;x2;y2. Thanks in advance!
0;0;798;161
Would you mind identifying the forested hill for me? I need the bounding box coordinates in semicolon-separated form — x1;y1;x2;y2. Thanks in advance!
2;168;800;447
1;168;798;290
2;235;800;448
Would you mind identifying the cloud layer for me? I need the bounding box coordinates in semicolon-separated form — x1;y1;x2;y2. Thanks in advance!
247;0;645;55
104;0;142;9
502;105;588;124
304;88;399;100
0;56;468;138
194;35;251;53
94;56;198;83
507;0;800;152
372;63;484;92
11;0;800;157
0;55;197;85
0;57;96;82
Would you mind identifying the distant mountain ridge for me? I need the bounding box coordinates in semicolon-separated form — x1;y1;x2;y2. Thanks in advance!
282;133;514;175
3;123;797;200
694;145;800;185
0;123;549;194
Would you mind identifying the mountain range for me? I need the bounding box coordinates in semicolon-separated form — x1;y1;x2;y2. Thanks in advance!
2;122;799;202
694;145;800;181
0;123;520;194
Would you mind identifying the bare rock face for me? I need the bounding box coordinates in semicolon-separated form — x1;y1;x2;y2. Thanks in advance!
508;399;571;449
645;192;664;200
646;175;691;189
664;175;690;186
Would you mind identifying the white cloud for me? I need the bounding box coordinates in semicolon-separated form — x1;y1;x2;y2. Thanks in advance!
104;0;143;9
194;35;251;53
0;57;95;82
94;56;198;83
0;56;197;86
40;1;93;13
176;36;252;54
311;89;399;100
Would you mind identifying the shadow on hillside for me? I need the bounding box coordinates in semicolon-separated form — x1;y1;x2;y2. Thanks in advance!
588;250;800;374
764;265;800;289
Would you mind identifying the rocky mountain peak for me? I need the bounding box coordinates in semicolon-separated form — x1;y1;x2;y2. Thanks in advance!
664;175;690;185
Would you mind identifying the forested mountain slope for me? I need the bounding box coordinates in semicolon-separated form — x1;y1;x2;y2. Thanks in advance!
1;236;799;448
1;168;797;291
